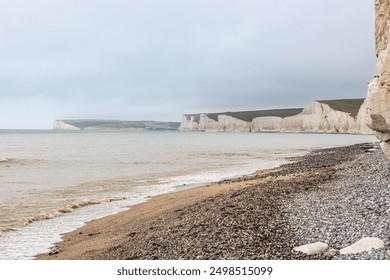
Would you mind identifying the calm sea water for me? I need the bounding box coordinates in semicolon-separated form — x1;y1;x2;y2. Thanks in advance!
0;130;375;259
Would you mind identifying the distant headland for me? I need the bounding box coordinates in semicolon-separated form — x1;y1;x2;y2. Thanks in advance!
53;119;180;131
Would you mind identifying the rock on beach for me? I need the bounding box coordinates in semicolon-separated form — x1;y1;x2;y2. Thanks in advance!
293;242;329;255
340;238;385;255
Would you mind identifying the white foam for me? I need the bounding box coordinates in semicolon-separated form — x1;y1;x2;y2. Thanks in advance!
0;158;288;260
0;196;146;260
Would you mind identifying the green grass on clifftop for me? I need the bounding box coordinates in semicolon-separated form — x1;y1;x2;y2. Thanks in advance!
184;98;365;122
185;108;304;122
60;120;180;130
317;98;365;118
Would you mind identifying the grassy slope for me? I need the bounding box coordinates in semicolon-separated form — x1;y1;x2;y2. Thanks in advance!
61;120;180;130
184;98;365;122
185;108;304;122
317;98;365;118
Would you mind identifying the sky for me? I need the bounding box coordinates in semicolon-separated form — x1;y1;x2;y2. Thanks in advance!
0;0;376;129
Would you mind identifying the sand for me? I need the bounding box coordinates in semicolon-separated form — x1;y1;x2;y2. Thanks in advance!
37;167;287;260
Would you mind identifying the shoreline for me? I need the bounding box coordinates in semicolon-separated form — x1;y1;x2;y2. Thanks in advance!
36;166;286;260
37;142;390;260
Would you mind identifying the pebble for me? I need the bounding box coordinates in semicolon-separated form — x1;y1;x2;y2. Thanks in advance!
81;143;390;260
324;249;339;258
49;247;60;255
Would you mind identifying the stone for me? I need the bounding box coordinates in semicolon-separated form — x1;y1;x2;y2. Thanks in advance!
339;237;385;255
293;242;329;255
49;246;60;255
324;249;339;258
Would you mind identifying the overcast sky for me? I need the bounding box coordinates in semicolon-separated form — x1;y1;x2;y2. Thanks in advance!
0;0;376;128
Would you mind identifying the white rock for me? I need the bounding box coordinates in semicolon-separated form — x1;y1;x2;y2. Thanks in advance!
198;114;220;132
365;0;390;159
339;237;385;255
179;100;373;134
179;115;199;132
251;116;282;132
53;120;80;130
293;242;329;255
218;115;251;132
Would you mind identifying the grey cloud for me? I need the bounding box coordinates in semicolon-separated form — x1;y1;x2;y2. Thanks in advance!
0;0;376;128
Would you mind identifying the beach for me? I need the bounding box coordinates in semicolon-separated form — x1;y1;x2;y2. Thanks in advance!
37;142;390;260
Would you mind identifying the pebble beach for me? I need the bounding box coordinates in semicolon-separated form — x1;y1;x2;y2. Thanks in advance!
37;142;390;260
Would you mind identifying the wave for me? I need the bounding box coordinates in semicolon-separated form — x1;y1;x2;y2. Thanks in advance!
0;157;12;163
0;226;17;233
9;197;128;231
0;158;50;168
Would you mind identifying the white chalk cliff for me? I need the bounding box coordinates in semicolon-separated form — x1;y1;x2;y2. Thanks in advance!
53;120;80;130
180;99;373;134
366;0;390;158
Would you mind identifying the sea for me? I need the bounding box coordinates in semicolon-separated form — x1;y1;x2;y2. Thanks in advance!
0;130;376;259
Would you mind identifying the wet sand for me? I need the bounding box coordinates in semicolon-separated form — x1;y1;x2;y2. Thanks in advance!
37;142;390;260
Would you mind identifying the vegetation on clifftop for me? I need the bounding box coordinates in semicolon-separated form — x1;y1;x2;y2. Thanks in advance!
184;98;366;122
317;98;365;118
56;120;181;131
185;108;304;122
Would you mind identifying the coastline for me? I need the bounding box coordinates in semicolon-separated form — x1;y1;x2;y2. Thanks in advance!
37;142;390;260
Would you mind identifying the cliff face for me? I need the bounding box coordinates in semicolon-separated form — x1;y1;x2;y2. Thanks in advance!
180;100;373;134
53;120;80;130
366;0;390;157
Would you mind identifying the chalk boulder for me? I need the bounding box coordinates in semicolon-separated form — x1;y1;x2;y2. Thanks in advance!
293;242;329;255
339;237;385;255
